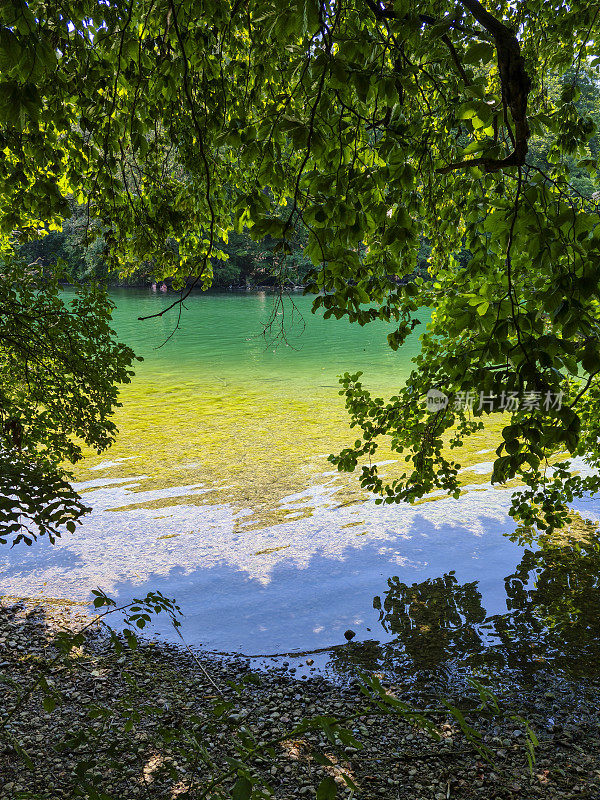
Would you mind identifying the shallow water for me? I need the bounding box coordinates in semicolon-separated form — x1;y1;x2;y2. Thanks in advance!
2;289;600;682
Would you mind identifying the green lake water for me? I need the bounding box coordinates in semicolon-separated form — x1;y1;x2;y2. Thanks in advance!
3;288;600;683
78;288;424;523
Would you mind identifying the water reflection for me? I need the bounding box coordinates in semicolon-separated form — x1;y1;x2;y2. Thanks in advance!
374;572;487;671
4;461;600;684
486;537;600;677
359;534;600;682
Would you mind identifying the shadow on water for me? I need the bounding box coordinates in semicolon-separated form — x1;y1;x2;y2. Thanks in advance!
23;512;519;649
68;522;600;692
330;533;600;687
3;476;600;689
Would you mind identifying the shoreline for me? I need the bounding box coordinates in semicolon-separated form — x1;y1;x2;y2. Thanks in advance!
1;597;599;799
60;280;308;294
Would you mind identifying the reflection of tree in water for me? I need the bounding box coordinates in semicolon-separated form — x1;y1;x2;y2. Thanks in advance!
325;638;387;679
368;535;600;681
373;572;487;672
486;537;600;677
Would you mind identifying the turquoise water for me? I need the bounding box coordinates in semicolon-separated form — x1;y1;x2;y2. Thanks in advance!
3;288;600;680
66;289;429;524
108;288;420;387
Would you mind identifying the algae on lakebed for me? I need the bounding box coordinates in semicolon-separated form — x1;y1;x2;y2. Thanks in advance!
71;290;581;525
72;290;541;523
76;377;365;526
76;371;513;529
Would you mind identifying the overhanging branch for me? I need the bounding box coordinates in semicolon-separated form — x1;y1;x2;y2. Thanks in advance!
364;0;531;174
440;0;531;173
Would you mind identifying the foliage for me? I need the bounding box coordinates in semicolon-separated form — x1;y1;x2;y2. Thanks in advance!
2;0;600;529
0;450;90;546
0;257;137;544
16;200;115;284
16;201;319;289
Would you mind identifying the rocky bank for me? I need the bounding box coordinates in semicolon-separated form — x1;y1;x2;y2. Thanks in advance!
0;599;599;799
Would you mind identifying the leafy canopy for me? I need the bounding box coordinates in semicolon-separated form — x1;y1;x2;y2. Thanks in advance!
3;0;600;531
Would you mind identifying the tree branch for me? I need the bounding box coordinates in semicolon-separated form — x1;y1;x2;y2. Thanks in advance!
438;0;531;173
363;0;531;174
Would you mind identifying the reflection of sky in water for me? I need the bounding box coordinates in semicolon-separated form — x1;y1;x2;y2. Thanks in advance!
7;458;599;658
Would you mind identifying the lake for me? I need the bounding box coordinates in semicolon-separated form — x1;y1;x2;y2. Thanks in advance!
3;289;600;682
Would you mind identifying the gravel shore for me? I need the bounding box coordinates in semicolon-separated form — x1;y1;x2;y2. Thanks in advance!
1;598;599;799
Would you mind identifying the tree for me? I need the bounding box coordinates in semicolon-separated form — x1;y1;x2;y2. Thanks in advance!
2;0;600;533
0;258;136;544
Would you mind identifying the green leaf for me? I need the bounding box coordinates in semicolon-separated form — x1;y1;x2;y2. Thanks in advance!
232;775;253;800
43;696;57;713
316;776;337;800
464;42;495;65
